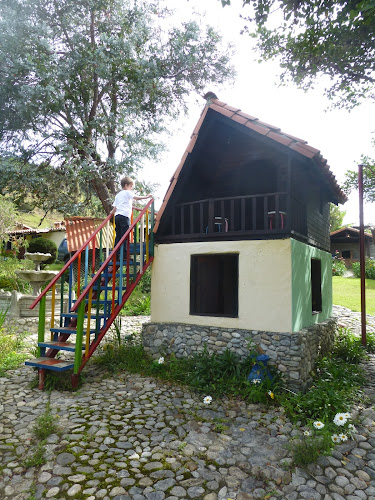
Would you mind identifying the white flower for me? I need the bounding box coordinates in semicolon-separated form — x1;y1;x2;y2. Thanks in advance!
252;378;261;384
333;413;348;426
348;423;357;433
313;421;325;429
303;430;311;437
339;433;348;442
203;396;212;405
331;434;340;443
343;412;351;419
158;357;164;364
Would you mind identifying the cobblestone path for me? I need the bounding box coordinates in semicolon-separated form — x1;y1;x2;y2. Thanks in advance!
0;308;375;500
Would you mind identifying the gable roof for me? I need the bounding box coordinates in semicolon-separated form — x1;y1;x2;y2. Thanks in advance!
154;97;347;232
330;227;372;239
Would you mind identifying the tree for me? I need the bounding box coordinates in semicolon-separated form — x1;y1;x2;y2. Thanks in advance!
219;0;375;109
0;0;233;215
343;156;375;202
330;203;346;232
0;196;17;244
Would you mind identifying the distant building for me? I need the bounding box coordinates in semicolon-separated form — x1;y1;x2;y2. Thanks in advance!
5;222;66;258
330;227;375;265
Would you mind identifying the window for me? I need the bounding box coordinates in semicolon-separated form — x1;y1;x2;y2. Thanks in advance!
190;253;238;317
311;258;322;313
341;250;351;259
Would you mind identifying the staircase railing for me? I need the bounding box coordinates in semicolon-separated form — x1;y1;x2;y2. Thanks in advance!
29;210;117;356
70;199;155;378
28;199;155;385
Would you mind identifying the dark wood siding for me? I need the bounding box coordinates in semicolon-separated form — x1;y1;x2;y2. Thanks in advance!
306;179;330;251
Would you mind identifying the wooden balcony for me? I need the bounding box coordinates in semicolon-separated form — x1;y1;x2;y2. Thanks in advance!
157;193;307;242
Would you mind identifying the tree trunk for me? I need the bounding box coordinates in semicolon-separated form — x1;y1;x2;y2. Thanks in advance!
91;178;113;215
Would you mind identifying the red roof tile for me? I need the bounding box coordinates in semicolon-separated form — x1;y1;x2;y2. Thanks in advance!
244;120;270;136
154;98;347;232
266;131;294;147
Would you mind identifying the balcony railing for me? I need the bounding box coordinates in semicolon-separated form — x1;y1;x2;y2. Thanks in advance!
168;193;306;239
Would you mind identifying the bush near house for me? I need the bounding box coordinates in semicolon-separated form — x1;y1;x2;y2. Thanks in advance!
27;237;57;265
332;251;347;276
352;258;375;279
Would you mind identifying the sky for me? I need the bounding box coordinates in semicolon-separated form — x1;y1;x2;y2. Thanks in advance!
140;0;375;226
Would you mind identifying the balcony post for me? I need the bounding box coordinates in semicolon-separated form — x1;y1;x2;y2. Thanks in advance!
208;199;214;233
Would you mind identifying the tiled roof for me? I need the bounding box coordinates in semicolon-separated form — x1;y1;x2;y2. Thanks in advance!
8;226;65;236
154;98;348;232
330;227;372;238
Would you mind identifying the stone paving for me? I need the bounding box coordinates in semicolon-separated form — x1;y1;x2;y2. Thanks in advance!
0;308;375;500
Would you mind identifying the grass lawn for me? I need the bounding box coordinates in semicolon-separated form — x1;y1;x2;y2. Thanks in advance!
333;276;375;315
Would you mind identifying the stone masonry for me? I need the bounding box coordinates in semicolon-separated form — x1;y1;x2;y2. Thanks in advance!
142;318;337;391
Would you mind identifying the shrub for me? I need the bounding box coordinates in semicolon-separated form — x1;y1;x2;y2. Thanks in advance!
0;327;29;376
332;327;367;364
0;254;33;292
332;251;347;276
352;258;375;279
28;237;57;265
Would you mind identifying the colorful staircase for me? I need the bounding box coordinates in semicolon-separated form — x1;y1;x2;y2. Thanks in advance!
25;200;155;389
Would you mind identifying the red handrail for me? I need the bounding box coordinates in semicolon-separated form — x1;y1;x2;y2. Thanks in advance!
29;210;115;310
71;199;153;312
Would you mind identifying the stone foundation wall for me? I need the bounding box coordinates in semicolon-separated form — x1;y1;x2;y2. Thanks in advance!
141;318;337;391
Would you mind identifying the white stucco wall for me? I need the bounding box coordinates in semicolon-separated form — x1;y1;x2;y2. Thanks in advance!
150;239;293;332
46;230;66;247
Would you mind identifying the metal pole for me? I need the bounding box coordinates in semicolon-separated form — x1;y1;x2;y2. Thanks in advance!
358;163;367;346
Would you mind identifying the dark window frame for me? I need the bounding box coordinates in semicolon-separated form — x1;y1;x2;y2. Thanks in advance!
311;258;322;314
190;253;239;318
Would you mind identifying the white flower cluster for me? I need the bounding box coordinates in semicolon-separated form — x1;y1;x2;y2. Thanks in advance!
310;412;355;444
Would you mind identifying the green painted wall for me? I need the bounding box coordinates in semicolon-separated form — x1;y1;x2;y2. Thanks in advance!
291;239;332;332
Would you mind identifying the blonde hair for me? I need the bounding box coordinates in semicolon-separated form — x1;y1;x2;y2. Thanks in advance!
121;176;134;188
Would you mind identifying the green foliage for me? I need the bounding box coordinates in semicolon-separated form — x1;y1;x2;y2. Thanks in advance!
0;327;29;376
120;267;151;316
222;0;375;109
366;332;375;353
0;307;8;328
27;237;57;265
0;0;233;214
96;339;279;403
344;160;375;203
332;251;347;276
23;403;60;468
23;442;46;469
96;339;151;374
121;290;150;316
32;403;59;440
288;432;333;466
0;195;17;243
333;327;367;363
352;258;375;279
330;204;346;232
280;356;364;425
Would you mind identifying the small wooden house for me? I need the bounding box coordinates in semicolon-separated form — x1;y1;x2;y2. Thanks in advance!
330;227;375;265
142;96;347;390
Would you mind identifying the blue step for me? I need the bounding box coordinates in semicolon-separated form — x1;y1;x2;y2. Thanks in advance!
25;357;74;372
38;341;84;352
61;312;107;320
50;327;97;335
